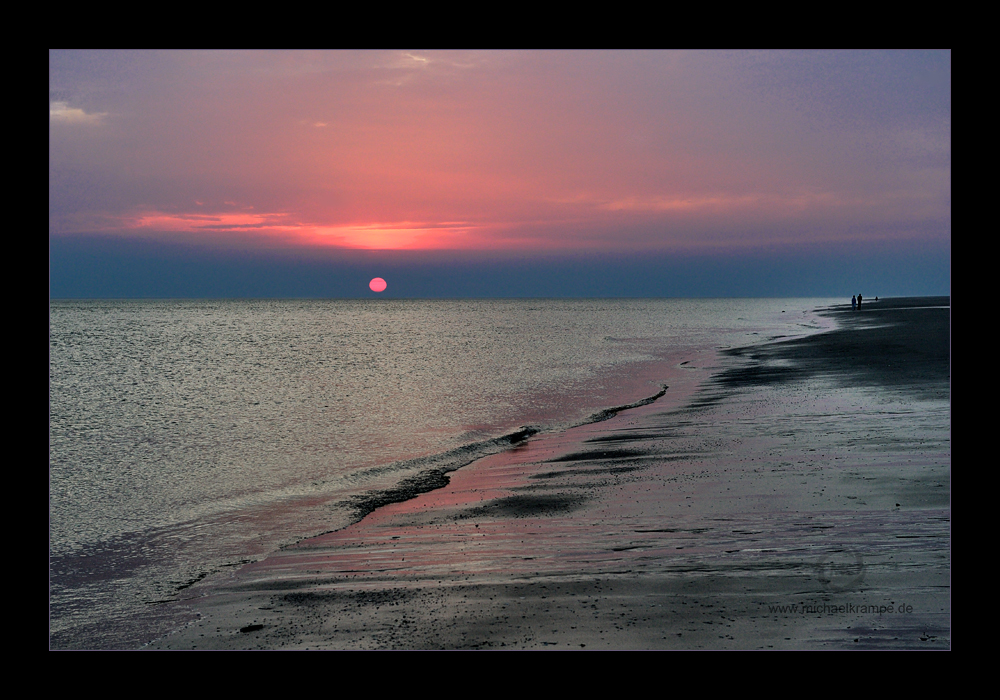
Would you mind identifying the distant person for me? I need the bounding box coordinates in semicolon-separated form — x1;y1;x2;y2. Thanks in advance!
857;293;863;308
852;295;857;310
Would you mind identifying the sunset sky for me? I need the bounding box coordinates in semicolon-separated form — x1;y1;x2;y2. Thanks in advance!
50;50;950;298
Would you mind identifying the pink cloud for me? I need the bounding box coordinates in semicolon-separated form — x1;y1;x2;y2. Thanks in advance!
49;51;950;254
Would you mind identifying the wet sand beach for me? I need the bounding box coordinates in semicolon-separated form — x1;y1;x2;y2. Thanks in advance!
149;297;950;650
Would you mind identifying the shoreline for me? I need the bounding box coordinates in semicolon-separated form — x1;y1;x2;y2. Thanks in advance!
55;299;747;650
148;297;950;649
346;381;676;527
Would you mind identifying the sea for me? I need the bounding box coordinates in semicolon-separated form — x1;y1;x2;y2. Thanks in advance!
49;298;838;648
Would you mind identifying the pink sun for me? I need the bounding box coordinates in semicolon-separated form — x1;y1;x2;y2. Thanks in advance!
369;277;387;292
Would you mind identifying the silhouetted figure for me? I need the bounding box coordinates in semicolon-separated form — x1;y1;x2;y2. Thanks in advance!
857;293;863;308
852;295;857;310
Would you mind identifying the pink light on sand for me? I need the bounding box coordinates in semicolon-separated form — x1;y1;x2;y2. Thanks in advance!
369;277;387;292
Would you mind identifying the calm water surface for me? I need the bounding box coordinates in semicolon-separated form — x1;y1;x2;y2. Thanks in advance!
49;298;835;648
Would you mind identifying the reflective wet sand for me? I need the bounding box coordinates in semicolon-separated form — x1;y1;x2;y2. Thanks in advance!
150;298;950;649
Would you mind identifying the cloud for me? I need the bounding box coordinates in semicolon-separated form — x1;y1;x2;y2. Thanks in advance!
48;51;950;258
401;52;430;66
49;101;107;125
